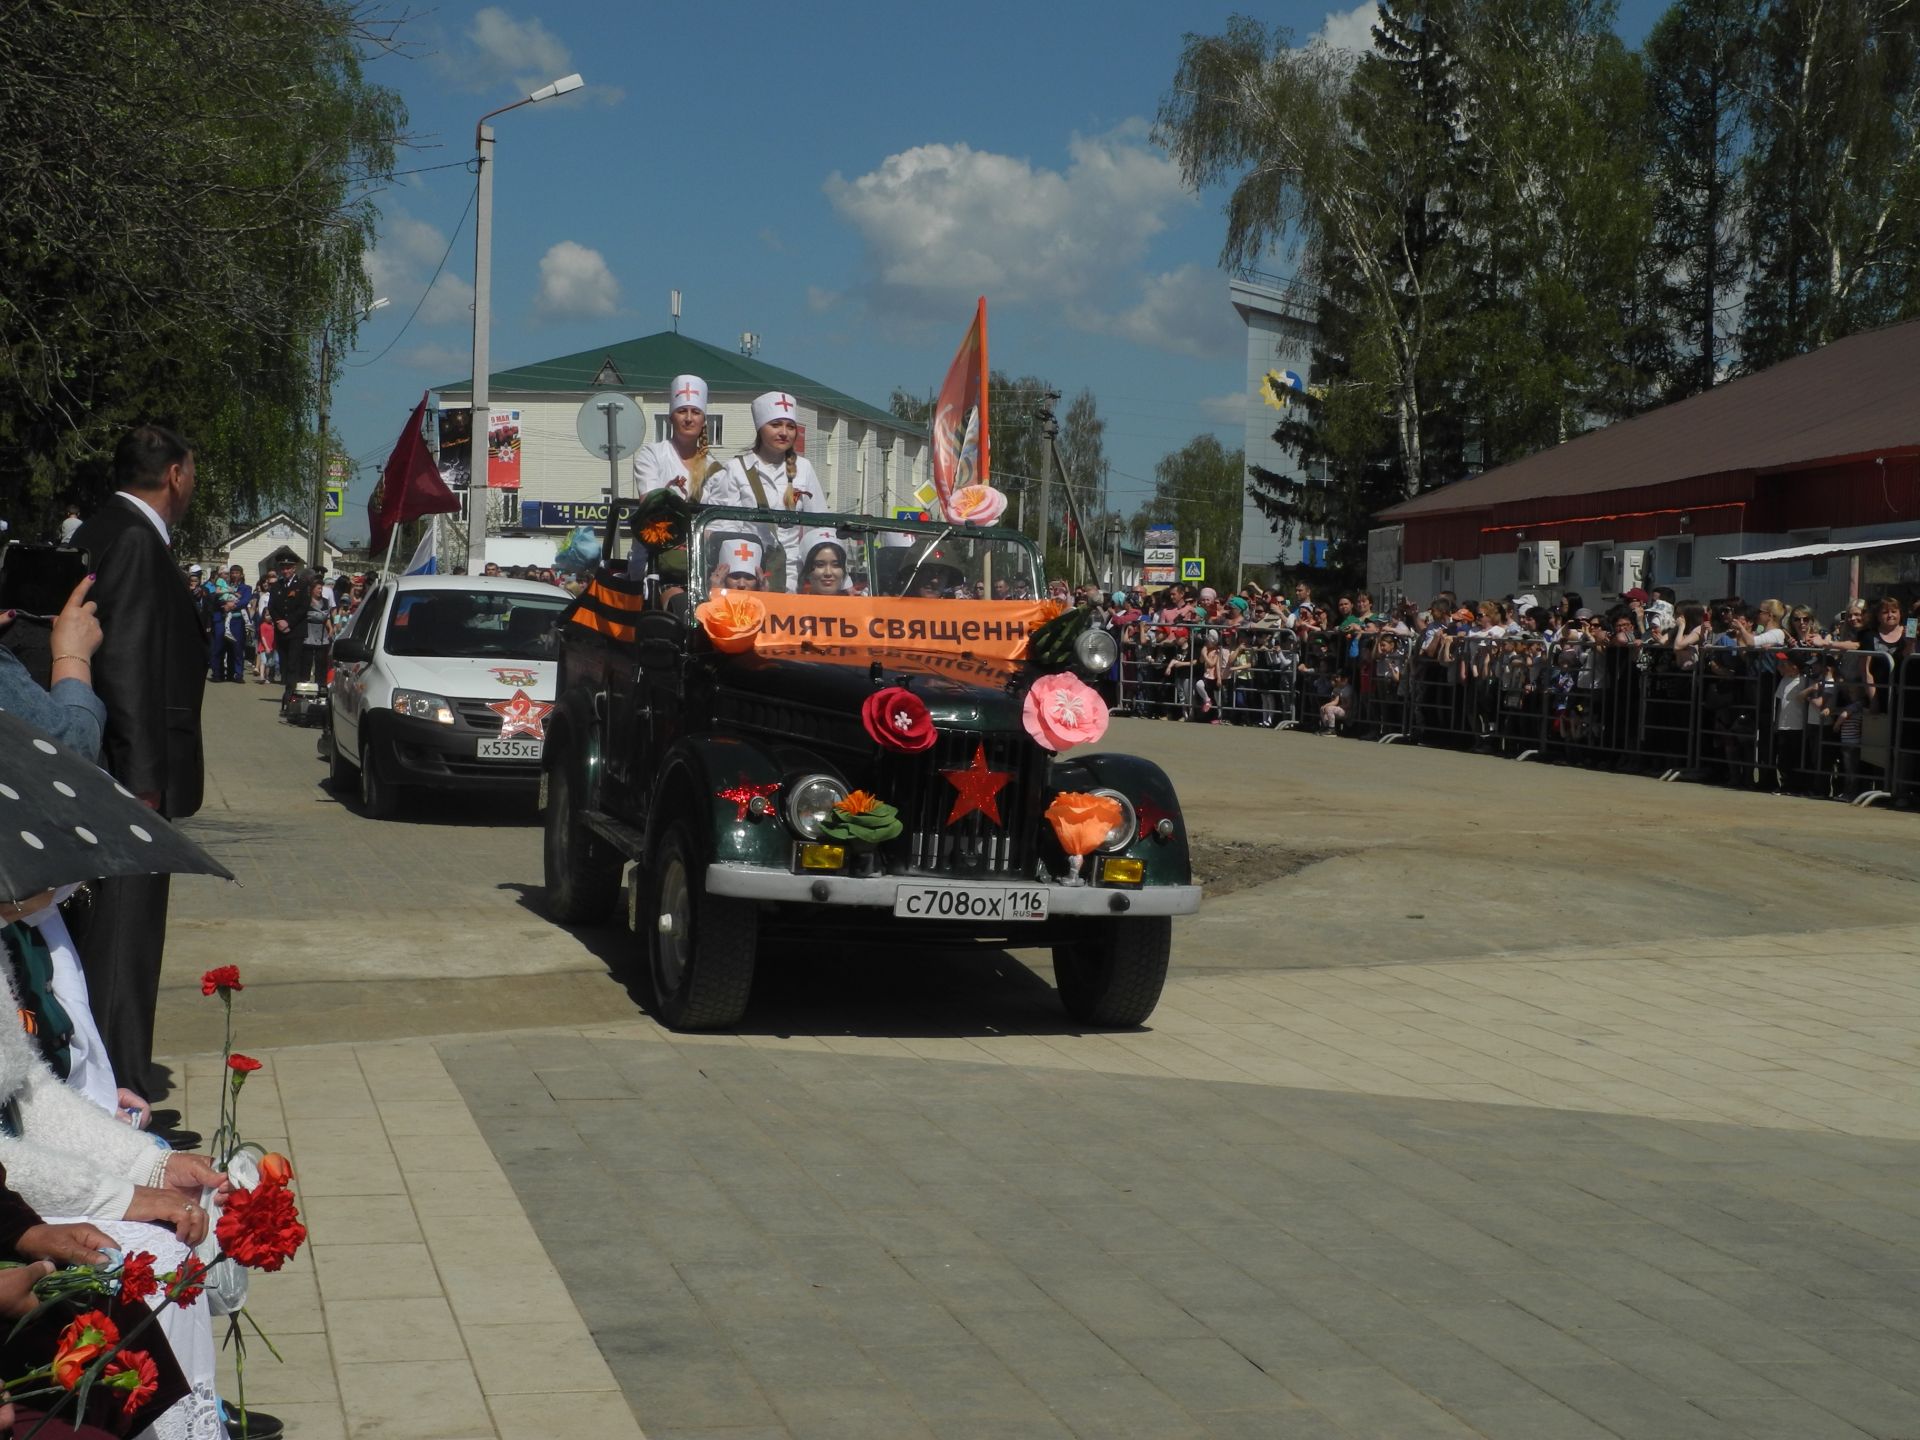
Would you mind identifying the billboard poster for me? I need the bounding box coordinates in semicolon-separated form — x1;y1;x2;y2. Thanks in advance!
436;407;472;490
489;409;522;491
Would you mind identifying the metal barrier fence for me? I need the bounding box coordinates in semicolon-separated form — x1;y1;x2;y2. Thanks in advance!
1111;620;1918;806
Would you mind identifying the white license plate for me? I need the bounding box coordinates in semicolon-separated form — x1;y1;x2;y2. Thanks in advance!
478;736;543;760
893;883;1049;922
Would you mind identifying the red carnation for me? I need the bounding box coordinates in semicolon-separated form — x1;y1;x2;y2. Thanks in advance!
216;1182;308;1272
227;1053;263;1075
116;1250;158;1304
52;1310;119;1389
103;1348;160;1417
200;966;243;997
165;1256;208;1307
861;686;934;753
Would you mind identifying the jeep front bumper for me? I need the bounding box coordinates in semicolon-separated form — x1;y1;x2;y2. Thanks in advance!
705;866;1202;916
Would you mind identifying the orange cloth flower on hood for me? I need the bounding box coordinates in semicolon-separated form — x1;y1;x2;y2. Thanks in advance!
1044;792;1124;857
696;591;768;653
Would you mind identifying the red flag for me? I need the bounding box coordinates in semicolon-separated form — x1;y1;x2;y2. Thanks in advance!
931;297;989;517
369;392;461;552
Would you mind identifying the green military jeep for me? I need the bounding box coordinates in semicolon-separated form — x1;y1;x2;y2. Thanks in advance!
541;505;1199;1031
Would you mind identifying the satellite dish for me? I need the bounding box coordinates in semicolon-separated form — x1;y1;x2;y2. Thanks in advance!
575;393;645;461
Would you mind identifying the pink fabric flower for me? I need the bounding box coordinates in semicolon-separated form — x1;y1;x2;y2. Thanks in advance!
946;485;1008;526
1023;673;1109;752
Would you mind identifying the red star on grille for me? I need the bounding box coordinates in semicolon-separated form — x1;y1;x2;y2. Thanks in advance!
716;779;781;820
486;689;552;740
941;744;1011;827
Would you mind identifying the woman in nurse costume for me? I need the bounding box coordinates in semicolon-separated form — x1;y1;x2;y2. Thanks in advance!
705;391;824;589
632;373;724;499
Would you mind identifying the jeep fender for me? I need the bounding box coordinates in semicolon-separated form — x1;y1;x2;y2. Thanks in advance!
1046;751;1191;886
651;734;790;869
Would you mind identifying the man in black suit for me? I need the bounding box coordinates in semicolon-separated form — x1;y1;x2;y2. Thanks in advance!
69;424;206;1101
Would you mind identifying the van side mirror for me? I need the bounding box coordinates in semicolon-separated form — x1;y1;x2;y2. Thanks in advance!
333;637;370;664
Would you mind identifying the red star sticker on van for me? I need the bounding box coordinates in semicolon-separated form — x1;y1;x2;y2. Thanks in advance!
486;689;552;740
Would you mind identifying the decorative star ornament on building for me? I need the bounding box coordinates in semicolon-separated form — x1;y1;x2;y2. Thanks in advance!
716;779;782;821
940;744;1011;827
486;689;553;740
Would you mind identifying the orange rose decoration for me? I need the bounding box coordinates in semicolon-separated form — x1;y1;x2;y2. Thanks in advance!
696;591;768;653
1044;791;1124;857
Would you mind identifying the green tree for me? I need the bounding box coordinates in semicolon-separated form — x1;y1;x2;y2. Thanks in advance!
1643;0;1753;398
1740;0;1920;366
0;0;405;547
1132;435;1247;590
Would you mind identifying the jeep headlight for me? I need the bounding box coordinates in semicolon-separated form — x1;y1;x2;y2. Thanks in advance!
1090;788;1136;852
786;774;848;839
1074;628;1119;676
392;689;455;725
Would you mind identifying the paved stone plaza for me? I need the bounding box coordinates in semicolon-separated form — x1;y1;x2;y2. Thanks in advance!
168;682;1920;1438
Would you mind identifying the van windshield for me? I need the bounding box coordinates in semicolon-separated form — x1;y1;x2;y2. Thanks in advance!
383;589;570;660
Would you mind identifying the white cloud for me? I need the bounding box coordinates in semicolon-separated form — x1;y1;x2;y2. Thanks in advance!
805;285;842;313
1200;391;1248;425
534;240;621;320
365;209;472;329
431;7;622;105
1071;264;1241;361
824;125;1192;320
396;342;471;377
1310;2;1377;53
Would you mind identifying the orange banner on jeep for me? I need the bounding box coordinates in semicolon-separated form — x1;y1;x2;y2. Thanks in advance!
712;591;1057;661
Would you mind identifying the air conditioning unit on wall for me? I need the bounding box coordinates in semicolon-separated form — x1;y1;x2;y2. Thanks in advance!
1516;540;1561;587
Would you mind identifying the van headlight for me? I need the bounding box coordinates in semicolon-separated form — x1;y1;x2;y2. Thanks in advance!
1074;629;1119;676
392;690;455;725
786;774;848;839
1090;788;1136;852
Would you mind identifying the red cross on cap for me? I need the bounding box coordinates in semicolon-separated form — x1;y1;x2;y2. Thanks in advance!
674;383;700;404
732;542;756;563
774;394;794;413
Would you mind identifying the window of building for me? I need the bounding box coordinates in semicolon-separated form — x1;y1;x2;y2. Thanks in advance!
654;415;723;446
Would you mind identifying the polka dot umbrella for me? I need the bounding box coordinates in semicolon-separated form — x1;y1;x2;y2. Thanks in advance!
0;710;233;901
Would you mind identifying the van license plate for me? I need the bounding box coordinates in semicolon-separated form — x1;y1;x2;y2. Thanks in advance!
478;737;543;760
893;884;1048;922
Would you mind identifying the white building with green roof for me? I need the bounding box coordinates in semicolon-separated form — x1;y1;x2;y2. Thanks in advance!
435;332;933;532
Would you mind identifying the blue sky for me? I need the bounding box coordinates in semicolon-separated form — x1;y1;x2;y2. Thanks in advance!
330;0;1668;543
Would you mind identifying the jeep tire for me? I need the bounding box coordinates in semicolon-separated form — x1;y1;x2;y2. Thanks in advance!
542;748;620;925
1052;917;1171;1027
647;820;756;1030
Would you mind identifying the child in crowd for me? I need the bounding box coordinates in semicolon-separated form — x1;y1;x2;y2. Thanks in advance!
1320;672;1354;734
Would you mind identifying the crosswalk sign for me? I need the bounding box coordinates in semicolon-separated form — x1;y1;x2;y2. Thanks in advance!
1181;557;1204;581
324;486;346;518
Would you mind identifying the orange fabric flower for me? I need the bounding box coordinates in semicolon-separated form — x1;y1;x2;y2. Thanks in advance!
1044;791;1124;857
640;519;676;546
695;591;767;653
836;791;880;817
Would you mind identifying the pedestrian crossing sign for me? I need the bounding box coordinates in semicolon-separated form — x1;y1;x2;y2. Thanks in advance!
1181;558;1204;581
324;486;346;518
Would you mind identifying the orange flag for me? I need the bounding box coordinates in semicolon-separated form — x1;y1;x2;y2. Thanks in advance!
931;297;989;518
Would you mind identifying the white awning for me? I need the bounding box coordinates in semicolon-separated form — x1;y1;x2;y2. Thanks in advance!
1724;535;1920;565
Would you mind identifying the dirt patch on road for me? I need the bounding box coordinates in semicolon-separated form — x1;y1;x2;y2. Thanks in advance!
1186;838;1328;899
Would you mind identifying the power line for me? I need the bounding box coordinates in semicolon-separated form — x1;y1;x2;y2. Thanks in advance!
344;180;479;371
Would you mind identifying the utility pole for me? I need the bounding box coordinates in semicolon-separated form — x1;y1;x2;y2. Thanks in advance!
466;120;496;571
310;331;332;572
1036;390;1060;562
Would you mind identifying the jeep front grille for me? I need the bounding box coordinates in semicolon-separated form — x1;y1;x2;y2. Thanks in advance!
883;729;1041;878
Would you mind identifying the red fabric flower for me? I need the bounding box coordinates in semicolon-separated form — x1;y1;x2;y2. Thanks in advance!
200;966;243;997
165;1257;208;1307
861;686;934;752
103;1348;160;1417
52;1310;119;1388
116;1250;158;1304
216;1182;308;1272
227;1053;263;1074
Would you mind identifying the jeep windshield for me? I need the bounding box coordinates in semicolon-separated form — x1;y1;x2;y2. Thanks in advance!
384;589;571;660
687;508;1042;601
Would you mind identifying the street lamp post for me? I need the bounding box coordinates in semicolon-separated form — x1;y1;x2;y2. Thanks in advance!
311;296;388;571
465;71;584;571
